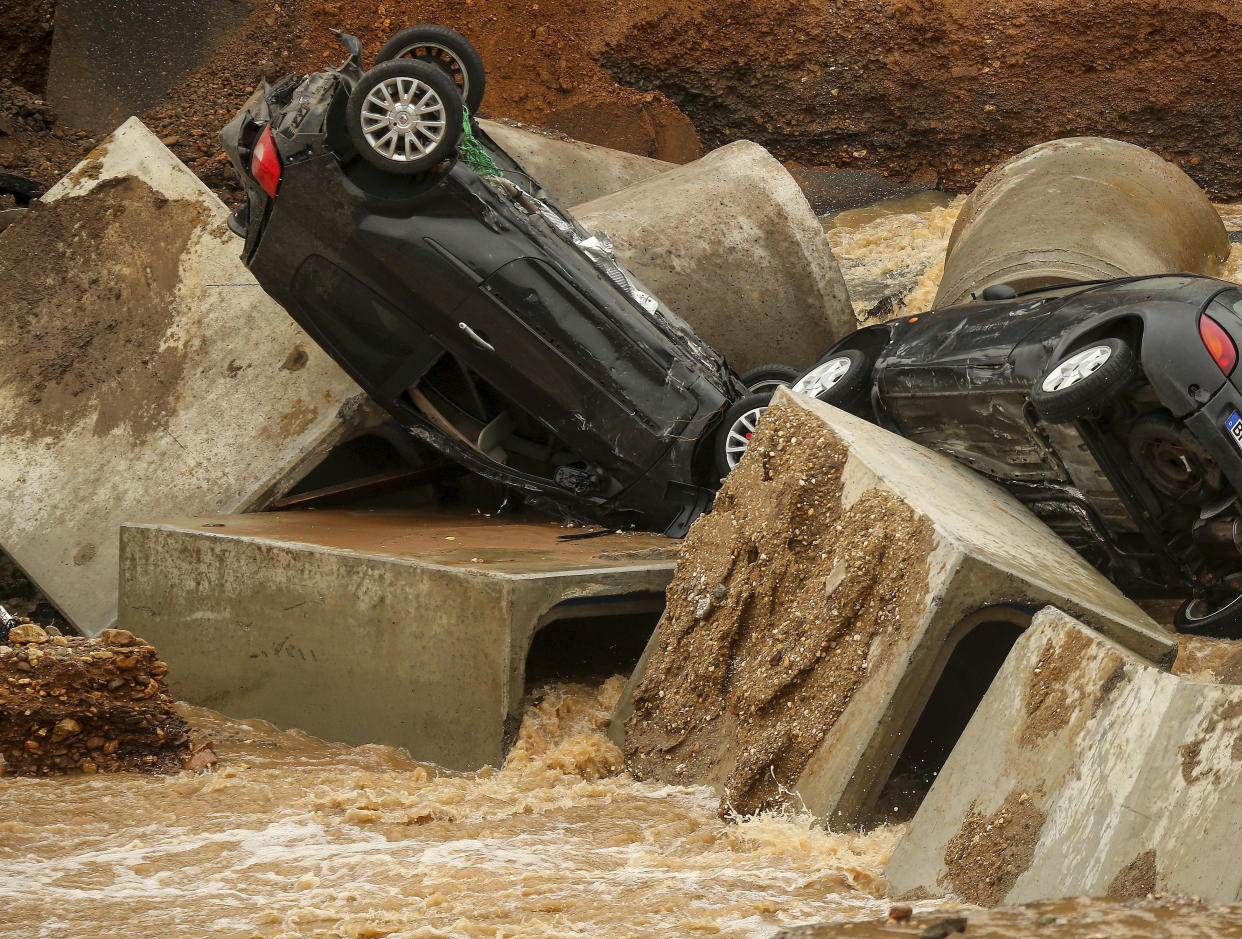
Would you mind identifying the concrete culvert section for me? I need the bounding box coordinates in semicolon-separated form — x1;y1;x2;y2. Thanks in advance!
478;118;674;205
611;390;1175;826
571;142;855;372
934;137;1231;308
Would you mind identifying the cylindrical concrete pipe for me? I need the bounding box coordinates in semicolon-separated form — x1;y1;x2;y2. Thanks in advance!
479;118;673;206
934;136;1230;308
571;141;855;372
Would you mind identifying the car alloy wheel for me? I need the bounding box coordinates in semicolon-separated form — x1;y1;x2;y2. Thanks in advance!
724;404;766;470
1039;343;1113;392
360;75;447;162
791;355;852;397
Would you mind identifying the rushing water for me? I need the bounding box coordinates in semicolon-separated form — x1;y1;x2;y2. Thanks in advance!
10;200;1242;939
2;678;906;938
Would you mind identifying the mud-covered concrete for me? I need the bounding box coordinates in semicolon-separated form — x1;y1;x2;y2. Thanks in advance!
613;392;1174;825
886;607;1242;905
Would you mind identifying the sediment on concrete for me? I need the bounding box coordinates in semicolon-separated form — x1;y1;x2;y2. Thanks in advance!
613;391;1174;825
0;118;366;636
886;607;1242;905
935;137;1230;307
572;142;855;372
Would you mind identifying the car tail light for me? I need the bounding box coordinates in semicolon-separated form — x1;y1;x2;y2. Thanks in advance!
250;125;281;198
1200;314;1238;375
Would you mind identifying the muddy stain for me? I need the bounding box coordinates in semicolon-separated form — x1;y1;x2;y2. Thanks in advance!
625;399;936;815
0;174;209;442
1107;849;1158;902
276;397;319;439
940;789;1047;907
1020;630;1093;749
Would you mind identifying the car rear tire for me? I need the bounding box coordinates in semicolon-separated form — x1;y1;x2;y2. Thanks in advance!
739;364;801;394
374;25;486;113
1032;337;1136;424
347;60;463;175
1175;589;1242;638
791;349;871;409
715;391;773;477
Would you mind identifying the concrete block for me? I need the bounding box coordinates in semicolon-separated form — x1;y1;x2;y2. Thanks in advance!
886;607;1242;906
0;119;366;636
118;511;676;770
612;391;1175;824
571;142;855;372
935;136;1230;307
47;0;251;133
478;118;673;206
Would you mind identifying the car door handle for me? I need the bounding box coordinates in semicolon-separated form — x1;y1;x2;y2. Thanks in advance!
458;322;495;352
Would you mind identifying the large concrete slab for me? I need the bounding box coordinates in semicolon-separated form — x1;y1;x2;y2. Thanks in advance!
47;0;251;134
612;391;1175;824
0;119;366;636
936;137;1230;307
479;118;673;206
572;142;855;372
118;511;677;770
886;607;1242;906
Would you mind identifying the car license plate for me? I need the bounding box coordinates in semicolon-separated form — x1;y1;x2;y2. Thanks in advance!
1228;411;1242;452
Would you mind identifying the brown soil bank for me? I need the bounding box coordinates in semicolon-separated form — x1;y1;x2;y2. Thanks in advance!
594;0;1242;199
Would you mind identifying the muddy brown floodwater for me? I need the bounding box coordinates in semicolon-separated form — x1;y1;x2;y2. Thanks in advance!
2;678;906;937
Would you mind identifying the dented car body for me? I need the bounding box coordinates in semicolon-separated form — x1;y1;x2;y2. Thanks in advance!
221;66;744;535
791;274;1242;633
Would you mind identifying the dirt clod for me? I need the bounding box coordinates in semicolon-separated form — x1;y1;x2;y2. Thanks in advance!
624;398;935;816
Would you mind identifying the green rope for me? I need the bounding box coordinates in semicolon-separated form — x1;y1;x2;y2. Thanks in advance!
458;106;503;177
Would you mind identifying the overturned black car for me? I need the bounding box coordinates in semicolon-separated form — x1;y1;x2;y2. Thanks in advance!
759;274;1242;635
221;28;790;535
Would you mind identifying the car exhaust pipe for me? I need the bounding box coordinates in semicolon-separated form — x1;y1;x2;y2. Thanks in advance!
1193;518;1242;557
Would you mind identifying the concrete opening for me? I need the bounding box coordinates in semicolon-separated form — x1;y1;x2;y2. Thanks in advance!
867;609;1029;827
525;600;665;690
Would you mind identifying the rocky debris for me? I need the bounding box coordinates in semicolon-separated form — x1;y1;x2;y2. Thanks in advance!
0;79;96;190
0;629;214;775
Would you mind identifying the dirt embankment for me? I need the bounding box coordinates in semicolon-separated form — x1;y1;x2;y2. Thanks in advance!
624;399;935;816
14;1;1242;202
597;0;1242;200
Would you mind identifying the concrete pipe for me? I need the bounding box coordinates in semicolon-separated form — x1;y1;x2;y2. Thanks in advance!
478;119;673;206
934;137;1230;309
571;141;855;373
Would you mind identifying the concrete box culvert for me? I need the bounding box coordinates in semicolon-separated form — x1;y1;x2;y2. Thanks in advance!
571;141;855;373
934;136;1230;309
610;391;1175;826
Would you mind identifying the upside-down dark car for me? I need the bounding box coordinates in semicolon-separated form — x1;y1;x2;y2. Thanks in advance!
221;28;791;535
761;274;1242;636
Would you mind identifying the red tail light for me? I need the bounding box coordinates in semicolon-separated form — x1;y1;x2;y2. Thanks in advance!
1200;314;1237;375
250;124;281;198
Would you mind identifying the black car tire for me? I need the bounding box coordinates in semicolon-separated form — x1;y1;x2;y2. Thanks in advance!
740;364;801;394
374;25;486;113
1032;337;1136;424
794;348;872;409
1175;590;1242;638
715;391;773;478
347;60;464;176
